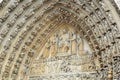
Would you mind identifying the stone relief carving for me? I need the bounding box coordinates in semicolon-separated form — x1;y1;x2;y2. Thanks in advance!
29;29;97;80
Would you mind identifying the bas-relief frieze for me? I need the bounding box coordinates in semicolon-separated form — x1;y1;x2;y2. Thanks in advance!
29;29;97;80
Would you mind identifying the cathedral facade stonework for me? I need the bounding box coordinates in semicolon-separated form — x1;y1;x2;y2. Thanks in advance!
0;0;120;80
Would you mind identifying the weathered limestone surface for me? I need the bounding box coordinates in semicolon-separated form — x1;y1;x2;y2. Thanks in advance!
0;0;119;80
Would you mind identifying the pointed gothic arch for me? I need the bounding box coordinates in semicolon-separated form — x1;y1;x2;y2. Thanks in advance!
0;0;120;80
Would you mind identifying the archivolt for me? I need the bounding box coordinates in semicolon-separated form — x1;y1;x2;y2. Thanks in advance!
0;0;120;80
